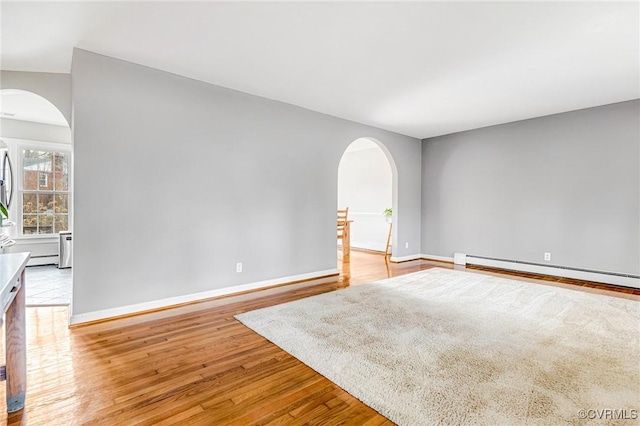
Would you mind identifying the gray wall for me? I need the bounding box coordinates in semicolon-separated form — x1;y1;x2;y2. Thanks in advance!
422;100;639;275
0;71;72;125
71;49;422;316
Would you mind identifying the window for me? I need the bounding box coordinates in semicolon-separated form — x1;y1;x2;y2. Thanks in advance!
21;149;70;235
38;174;48;188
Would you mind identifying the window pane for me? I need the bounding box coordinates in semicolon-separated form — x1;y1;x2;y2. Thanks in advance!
23;150;40;190
53;153;69;191
54;215;68;233
54;194;68;214
38;152;53;190
23;214;37;234
23;193;37;214
39;193;53;214
38;214;53;234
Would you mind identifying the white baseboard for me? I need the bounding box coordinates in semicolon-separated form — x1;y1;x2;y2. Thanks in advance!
420;254;455;263
70;268;339;325
390;254;423;263
466;256;639;289
390;254;455;263
27;256;59;266
351;241;386;253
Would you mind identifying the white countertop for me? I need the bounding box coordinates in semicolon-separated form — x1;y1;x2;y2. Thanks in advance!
0;253;30;292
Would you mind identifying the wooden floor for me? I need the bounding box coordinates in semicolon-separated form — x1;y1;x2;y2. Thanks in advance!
1;251;637;425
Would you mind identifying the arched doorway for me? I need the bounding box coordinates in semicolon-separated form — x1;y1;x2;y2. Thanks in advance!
0;89;73;305
337;138;397;278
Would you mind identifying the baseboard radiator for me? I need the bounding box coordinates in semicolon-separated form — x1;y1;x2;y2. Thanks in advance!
28;254;59;266
5;241;59;266
454;253;640;289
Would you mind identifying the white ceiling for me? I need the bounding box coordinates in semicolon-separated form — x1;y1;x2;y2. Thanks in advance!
1;2;638;139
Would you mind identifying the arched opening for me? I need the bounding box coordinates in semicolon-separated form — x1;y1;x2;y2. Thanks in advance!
0;89;73;306
337;137;397;280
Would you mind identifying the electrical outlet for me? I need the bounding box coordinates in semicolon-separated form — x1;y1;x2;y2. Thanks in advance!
405;242;409;249
236;262;243;273
544;253;551;262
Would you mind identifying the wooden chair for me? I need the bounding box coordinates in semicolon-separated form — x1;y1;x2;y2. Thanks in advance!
337;208;351;258
384;222;392;259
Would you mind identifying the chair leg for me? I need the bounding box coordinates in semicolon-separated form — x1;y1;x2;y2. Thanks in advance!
384;223;392;258
343;222;350;259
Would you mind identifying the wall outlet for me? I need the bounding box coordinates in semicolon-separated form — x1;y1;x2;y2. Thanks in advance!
544;252;551;262
236;262;243;273
405;242;409;249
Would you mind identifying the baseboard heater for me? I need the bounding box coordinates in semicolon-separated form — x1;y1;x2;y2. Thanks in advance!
27;254;59;267
455;253;640;289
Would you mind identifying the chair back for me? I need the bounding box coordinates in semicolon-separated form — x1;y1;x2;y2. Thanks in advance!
337;208;349;237
337;208;349;226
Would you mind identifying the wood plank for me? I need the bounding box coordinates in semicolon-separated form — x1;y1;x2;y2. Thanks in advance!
5;269;26;413
0;250;635;424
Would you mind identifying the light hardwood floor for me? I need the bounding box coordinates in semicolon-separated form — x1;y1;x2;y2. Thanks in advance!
1;251;637;425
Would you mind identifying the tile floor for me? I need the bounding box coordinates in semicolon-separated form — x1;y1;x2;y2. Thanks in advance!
25;265;72;306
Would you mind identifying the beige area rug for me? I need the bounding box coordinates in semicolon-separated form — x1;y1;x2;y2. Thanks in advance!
235;268;640;425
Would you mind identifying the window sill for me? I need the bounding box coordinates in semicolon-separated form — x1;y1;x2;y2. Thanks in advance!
12;235;60;244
